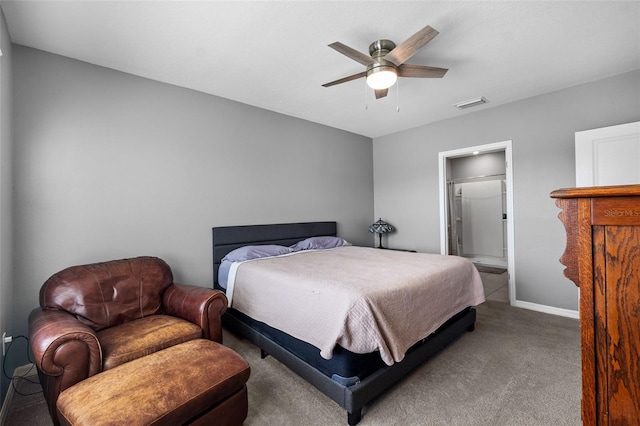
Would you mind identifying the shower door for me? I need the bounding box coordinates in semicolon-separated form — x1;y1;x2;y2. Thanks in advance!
449;178;506;266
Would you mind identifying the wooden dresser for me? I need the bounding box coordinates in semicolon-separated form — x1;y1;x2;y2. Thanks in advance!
551;185;640;425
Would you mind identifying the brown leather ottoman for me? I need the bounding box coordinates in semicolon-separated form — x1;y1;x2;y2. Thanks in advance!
56;339;250;426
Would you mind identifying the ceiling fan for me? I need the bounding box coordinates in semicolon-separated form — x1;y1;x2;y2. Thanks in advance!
322;25;448;99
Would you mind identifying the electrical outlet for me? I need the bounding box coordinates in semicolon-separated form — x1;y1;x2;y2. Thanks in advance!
2;332;12;357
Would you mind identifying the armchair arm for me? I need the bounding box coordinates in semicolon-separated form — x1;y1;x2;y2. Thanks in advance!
163;283;228;343
29;308;102;425
29;308;102;377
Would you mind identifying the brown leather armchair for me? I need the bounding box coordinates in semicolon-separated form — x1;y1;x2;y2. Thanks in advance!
28;256;228;425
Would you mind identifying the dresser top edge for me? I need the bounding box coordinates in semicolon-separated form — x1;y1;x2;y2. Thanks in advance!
550;184;640;199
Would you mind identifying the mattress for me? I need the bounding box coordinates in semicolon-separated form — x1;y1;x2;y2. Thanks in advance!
226;246;485;366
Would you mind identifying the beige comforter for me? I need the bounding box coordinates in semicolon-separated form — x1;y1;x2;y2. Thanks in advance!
229;246;485;366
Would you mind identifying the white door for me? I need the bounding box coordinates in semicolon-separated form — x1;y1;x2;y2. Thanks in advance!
575;121;640;186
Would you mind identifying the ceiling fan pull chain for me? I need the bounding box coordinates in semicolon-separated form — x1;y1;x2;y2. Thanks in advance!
396;79;400;112
364;78;368;111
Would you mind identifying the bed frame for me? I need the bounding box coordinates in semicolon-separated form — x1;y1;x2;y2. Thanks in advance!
212;222;476;425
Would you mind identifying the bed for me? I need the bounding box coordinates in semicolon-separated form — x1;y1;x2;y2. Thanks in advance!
212;221;484;425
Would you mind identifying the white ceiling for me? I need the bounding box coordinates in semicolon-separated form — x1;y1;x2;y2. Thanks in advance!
2;1;639;138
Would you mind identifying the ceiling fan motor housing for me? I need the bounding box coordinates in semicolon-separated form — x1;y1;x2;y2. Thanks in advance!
366;39;398;88
369;39;396;57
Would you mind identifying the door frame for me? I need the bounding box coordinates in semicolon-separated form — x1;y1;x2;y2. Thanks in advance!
438;140;516;305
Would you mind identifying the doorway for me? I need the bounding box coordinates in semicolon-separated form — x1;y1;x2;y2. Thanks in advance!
438;140;515;305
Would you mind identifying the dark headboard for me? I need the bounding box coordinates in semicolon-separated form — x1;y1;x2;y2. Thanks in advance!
212;221;337;288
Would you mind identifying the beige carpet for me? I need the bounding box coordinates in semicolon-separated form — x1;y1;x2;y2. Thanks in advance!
4;301;581;426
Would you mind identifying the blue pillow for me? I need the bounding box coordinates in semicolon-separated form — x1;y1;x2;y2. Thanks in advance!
222;244;294;262
290;236;348;251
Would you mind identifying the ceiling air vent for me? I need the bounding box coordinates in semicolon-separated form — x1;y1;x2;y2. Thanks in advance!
454;97;488;110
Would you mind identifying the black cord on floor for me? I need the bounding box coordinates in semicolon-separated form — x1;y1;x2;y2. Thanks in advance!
2;335;41;396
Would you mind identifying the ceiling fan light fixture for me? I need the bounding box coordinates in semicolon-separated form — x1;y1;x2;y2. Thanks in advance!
366;66;398;90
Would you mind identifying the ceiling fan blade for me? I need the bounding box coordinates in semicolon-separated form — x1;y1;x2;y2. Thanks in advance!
322;71;366;87
398;64;448;78
384;25;439;66
328;42;374;66
374;89;388;99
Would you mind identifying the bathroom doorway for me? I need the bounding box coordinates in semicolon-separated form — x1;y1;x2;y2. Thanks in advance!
438;141;515;305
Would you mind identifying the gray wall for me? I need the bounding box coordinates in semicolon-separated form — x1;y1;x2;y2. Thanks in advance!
0;9;13;401
11;46;374;343
373;70;640;311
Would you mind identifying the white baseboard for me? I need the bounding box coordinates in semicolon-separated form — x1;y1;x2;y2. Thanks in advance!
514;300;579;319
0;363;36;426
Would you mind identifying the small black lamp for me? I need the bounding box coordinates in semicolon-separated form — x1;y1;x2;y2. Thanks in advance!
368;218;394;249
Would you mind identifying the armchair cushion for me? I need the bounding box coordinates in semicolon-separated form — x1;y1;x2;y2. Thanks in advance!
97;315;202;370
40;256;173;331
